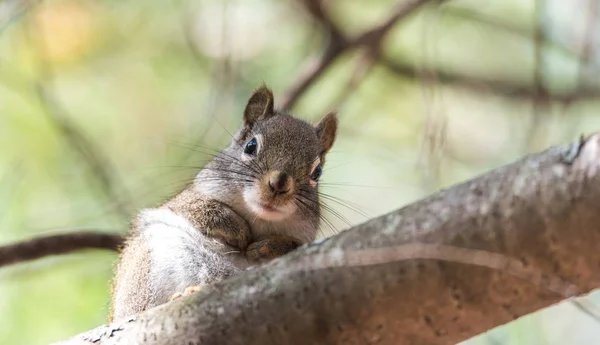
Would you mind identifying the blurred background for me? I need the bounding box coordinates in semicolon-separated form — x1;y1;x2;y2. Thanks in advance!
2;0;600;343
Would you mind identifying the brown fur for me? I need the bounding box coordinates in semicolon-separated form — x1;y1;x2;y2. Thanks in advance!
246;235;301;261
163;188;250;250
109;233;151;320
110;84;337;320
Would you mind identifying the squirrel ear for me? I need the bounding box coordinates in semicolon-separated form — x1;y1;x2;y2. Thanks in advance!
315;112;338;156
243;85;274;126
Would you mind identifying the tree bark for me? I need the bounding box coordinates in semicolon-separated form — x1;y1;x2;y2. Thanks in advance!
55;134;600;345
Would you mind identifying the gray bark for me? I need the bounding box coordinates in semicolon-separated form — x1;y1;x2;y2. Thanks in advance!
55;134;600;345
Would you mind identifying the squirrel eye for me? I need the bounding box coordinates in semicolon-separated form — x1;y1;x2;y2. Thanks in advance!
244;137;258;155
310;165;322;181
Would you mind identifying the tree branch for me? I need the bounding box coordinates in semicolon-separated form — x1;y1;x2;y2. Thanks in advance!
26;13;134;220
55;133;600;344
283;0;600;112
380;58;600;101
280;0;438;109
0;232;123;267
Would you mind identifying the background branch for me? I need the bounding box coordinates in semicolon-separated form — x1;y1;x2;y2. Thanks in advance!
380;58;600;101
280;0;440;109
0;232;123;267
24;14;135;221
281;0;600;113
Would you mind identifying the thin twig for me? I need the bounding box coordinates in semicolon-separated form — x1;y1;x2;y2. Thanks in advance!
577;0;598;92
328;47;378;109
446;6;596;71
297;0;344;41
0;232;124;267
528;0;550;150
380;57;600;101
34;85;133;220
558;0;599;141
25;11;134;220
283;0;600;111
279;44;345;110
176;4;240;166
416;2;446;191
281;0;439;109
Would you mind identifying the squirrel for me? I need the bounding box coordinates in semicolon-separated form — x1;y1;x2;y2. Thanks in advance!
110;85;338;321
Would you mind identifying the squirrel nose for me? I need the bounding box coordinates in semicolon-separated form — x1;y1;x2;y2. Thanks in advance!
268;171;292;195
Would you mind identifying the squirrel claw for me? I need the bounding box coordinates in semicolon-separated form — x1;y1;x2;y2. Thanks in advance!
204;227;249;251
170;285;203;301
246;236;300;261
246;243;271;260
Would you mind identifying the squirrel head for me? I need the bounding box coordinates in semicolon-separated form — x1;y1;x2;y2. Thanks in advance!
214;85;337;223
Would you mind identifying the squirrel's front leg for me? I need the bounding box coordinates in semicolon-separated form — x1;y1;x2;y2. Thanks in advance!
166;200;250;301
245;235;301;261
170;235;301;301
193;199;251;250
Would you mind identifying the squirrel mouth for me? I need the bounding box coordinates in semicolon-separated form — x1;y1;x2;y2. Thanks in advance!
243;188;295;221
258;202;280;213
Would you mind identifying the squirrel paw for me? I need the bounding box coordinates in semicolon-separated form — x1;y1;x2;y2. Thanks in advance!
170;285;203;301
246;235;301;261
205;226;249;251
201;201;251;250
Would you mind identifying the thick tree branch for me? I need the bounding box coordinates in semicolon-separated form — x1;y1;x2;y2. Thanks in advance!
55;133;600;344
0;232;123;267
